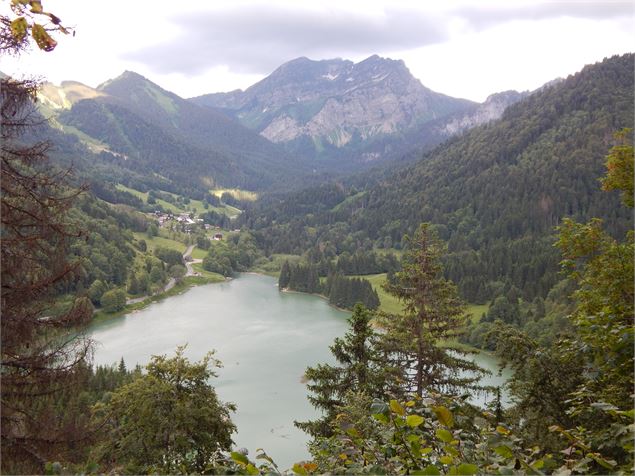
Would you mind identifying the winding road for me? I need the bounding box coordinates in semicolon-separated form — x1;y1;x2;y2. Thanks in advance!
126;244;201;305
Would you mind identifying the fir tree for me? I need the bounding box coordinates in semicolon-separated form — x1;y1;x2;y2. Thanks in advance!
378;223;487;398
278;260;291;289
296;304;386;438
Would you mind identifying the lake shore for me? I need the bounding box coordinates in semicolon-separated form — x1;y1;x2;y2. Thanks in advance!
92;274;225;324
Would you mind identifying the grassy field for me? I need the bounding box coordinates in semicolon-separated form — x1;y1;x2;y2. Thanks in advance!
249;254;302;276
190;247;207;260
352;273;404;314
331;191;367;212
116;184;240;217
117;184;183;213
356;273;488;319
133;232;187;253
466;303;489;323
192;263;225;281
211;188;258;202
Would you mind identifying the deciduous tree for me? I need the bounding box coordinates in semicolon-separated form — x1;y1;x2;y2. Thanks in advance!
92;347;236;474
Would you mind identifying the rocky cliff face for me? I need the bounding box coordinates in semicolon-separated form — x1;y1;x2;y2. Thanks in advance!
438;90;528;136
191;55;476;161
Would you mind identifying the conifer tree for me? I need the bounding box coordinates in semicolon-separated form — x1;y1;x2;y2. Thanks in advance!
378;223;486;398
296;304;386;438
278;260;291;289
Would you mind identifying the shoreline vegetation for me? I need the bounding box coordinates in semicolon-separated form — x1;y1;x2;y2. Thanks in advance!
94;269;488;357
92;274;225;324
279;286;352;314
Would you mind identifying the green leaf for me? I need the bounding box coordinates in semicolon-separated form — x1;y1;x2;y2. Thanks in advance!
31;23;57;51
421;447;433;455
255;450;274;464
390;399;406;416
439;455;453;465
531;459;545;470
246;463;260;475
406;414;425;427
433;405;454;428
420;464;441;475
10;17;28;42
292;463;308;475
445;445;459;456
589;454;617;469
496;425;510;435
231;451;249;466
29;1;43;13
373;413;389;423
370;401;389;414
494;445;514;459
435;428;453;443
457;463;479;475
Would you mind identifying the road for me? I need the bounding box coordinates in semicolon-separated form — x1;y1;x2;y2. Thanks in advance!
183;244;203;276
126;244;198;304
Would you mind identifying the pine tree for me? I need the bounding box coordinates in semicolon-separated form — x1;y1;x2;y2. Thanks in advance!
296;304;386;438
378;223;486;398
278;260;291;289
307;265;320;293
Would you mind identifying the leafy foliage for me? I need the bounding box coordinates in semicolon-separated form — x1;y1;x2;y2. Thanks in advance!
92;347;236;474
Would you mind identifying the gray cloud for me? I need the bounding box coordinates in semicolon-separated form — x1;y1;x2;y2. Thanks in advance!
455;1;634;31
124;2;633;78
123;6;448;75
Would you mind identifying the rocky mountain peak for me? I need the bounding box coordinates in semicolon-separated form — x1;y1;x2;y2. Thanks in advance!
191;55;475;160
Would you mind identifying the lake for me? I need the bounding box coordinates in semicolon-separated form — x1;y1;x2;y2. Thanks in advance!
88;273;510;469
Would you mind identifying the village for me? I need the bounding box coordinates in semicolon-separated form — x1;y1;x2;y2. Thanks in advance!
152;210;237;240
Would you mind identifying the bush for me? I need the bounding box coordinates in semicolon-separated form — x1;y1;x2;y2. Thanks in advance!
100;288;126;313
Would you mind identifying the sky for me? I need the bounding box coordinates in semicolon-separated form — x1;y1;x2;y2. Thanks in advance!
1;0;633;102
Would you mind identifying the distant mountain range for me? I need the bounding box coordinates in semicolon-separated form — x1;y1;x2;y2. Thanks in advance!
38;72;311;193
31;54;544;192
240;53;634;302
191;55;528;164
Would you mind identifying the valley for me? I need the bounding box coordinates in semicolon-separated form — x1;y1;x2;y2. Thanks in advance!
1;4;633;472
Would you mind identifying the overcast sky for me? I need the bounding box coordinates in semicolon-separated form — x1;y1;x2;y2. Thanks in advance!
1;0;633;102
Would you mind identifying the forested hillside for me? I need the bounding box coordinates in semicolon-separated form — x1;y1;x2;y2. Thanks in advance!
42;73;314;193
240;54;634;305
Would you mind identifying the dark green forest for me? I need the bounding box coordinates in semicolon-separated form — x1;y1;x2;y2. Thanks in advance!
240;54;633;302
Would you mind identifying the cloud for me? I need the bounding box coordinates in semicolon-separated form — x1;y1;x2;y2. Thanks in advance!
122;1;633;78
122;5;448;75
455;1;634;31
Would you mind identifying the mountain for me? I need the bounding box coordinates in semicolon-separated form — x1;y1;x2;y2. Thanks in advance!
239;54;634;303
191;55;476;164
433;90;529;137
38;73;312;193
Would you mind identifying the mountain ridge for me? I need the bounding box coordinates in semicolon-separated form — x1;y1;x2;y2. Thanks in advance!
239;53;634;303
39;72;314;192
191;55;477;163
